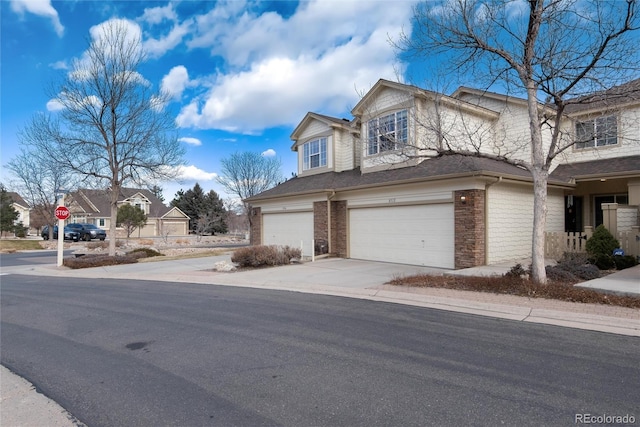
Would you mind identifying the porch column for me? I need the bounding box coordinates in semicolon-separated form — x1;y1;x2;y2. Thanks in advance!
601;203;618;236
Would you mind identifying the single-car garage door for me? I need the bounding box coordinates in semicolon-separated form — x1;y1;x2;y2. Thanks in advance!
349;204;454;268
263;212;313;257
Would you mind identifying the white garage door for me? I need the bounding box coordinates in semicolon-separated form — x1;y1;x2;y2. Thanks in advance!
263;212;313;257
349;204;454;268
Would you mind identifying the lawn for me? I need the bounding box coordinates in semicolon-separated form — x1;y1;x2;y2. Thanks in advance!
0;239;44;253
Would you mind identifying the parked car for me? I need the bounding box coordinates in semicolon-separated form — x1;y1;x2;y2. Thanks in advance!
66;223;107;241
41;225;80;241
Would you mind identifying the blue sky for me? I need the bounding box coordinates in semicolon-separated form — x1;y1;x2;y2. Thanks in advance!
1;0;417;203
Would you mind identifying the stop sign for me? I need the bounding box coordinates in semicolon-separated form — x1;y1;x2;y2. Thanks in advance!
55;206;70;220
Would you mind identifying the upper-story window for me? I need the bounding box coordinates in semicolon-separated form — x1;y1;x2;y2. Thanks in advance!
575;115;617;149
303;138;327;170
367;110;408;156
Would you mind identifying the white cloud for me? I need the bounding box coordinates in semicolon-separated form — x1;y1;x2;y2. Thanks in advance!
179;137;202;146
175;165;218;181
10;0;64;37
261;149;276;157
143;20;192;59
161;66;190;100
176;0;412;133
46;98;64;111
139;3;177;25
49;60;68;70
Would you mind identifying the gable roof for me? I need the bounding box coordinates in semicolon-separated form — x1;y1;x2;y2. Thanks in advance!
549;155;640;182
247;155;570;202
68;188;173;218
565;78;640;115
290;112;355;150
7;192;30;209
351;79;500;120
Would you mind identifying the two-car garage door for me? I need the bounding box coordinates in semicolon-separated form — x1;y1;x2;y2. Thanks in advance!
349;203;454;268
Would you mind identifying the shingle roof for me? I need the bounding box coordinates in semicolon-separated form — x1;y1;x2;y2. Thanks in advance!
7;192;29;208
248;155;562;201
69;188;171;217
549;155;640;182
565;78;640;114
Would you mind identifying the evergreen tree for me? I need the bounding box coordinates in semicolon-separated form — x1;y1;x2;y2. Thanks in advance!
0;184;19;236
117;204;148;238
171;183;227;235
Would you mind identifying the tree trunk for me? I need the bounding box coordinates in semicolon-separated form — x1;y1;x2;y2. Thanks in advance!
525;81;548;284
530;167;548;284
109;186;119;256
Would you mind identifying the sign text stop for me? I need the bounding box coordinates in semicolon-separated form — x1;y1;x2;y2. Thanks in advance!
55;206;70;220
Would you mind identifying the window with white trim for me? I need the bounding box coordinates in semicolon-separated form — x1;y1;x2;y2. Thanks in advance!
302;138;327;170
367;110;408;156
575;115;617;148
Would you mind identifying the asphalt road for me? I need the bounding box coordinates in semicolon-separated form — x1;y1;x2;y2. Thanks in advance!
0;250;74;268
1;274;638;427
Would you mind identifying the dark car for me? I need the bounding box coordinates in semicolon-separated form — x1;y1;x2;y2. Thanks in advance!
67;223;107;241
41;225;80;241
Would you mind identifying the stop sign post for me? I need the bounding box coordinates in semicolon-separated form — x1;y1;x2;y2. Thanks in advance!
55;205;69;267
55;206;70;220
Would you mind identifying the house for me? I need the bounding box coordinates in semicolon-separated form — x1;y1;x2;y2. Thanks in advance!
65;188;190;237
246;79;640;268
7;192;31;231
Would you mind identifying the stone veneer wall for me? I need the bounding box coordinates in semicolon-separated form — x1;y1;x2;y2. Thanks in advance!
250;206;261;246
330;200;347;257
454;189;485;268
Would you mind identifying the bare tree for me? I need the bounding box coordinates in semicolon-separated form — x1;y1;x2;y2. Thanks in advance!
216;152;283;234
7;148;80;239
17;20;185;255
396;0;640;283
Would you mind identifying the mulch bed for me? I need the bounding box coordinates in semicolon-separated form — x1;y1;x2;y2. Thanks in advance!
388;274;640;309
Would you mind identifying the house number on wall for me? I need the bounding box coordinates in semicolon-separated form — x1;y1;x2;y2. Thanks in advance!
388;198;396;203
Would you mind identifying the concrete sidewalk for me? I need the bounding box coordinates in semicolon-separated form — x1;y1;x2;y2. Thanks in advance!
1;255;639;427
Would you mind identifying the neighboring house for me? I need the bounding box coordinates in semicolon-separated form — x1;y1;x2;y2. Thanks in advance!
7;192;31;231
65;188;190;237
247;79;640;268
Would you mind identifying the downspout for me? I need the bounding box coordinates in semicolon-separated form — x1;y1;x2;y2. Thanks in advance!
327;190;336;255
484;176;503;265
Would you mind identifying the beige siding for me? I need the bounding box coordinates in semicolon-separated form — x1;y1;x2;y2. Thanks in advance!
486;183;535;264
553;105;640;168
618;206;638;232
334;129;355;172
546;188;566;233
456;93;535;164
257;194;325;213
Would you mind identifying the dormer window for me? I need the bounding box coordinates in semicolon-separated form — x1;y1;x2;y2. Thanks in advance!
367;110;408;156
303;138;327;170
575;115;617;149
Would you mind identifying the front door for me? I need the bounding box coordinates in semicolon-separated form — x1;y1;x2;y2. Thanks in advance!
565;196;583;232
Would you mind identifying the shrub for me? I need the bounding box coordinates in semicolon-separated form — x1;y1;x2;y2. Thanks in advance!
505;263;527;278
555;252;600;280
613;255;638;270
585;225;620;257
127;247;164;259
231;245;302;268
545;265;578;282
63;254;137;269
571;264;601;280
590;253;616;270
